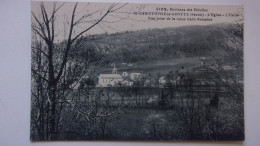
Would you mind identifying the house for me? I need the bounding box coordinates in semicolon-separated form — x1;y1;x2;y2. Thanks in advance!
121;63;127;67
130;73;141;81
128;63;134;67
122;72;128;77
159;76;166;87
122;80;133;86
222;65;233;71
200;57;207;66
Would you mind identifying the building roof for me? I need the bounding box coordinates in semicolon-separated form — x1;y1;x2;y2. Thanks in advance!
223;65;234;70
99;74;122;79
130;73;141;75
159;76;165;80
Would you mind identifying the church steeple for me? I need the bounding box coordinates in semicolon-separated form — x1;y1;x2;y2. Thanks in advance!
112;64;117;74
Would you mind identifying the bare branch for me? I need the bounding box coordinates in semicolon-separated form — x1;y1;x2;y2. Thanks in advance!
32;68;50;83
51;3;56;43
109;3;128;13
73;9;101;26
32;26;48;42
31;12;48;41
40;3;51;41
32;46;49;57
55;2;78;83
70;9;110;43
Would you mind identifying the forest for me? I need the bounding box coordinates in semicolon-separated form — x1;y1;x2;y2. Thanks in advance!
81;24;227;65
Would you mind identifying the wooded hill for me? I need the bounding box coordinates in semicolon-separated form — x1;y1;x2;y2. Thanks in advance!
79;23;228;65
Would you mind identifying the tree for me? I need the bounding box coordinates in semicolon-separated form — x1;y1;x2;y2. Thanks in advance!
143;112;167;139
31;1;127;140
212;21;244;102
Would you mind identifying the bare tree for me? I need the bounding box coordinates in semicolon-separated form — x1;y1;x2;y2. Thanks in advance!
223;22;243;101
211;21;244;102
31;1;127;140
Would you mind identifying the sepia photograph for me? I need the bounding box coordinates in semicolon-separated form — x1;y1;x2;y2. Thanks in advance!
30;1;244;141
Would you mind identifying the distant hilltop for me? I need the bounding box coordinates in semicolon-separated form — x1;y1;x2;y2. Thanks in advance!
80;23;228;66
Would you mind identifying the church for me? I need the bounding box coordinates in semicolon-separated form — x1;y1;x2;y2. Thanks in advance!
97;65;123;87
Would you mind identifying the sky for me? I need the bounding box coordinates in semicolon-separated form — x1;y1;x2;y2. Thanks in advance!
31;1;243;41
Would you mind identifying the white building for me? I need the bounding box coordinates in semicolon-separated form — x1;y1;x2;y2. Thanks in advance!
122;72;128;77
122;80;133;86
159;76;166;87
130;73;141;81
222;65;233;71
98;65;123;87
98;74;123;87
159;76;166;85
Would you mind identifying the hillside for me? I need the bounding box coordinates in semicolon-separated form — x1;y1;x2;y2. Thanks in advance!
79;23;228;65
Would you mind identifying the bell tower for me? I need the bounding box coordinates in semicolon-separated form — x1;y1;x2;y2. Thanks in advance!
112;64;117;74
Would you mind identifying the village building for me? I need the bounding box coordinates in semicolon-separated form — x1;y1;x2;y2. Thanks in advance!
222;65;233;71
200;57;207;66
122;80;134;86
159;76;166;87
122;72;128;77
130;73;141;81
97;64;143;87
128;63;133;67
98;65;123;87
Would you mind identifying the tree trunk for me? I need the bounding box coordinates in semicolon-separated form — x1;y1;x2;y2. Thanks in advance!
47;42;58;140
48;83;57;140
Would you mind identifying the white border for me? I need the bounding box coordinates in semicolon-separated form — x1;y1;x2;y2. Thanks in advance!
1;0;260;146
